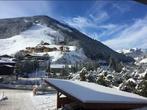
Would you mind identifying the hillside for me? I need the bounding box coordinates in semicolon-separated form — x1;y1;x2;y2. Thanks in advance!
0;15;134;63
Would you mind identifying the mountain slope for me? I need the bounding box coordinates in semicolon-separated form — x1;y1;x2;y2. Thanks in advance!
0;24;63;55
0;15;134;63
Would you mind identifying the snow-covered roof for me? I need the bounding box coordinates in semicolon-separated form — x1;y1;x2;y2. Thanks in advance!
45;78;147;104
0;65;14;67
0;59;15;64
50;64;71;69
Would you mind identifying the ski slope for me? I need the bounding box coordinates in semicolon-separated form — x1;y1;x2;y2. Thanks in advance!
0;24;64;55
0;24;87;64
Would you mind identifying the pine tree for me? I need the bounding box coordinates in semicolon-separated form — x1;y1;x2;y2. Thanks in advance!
137;80;147;97
79;67;87;81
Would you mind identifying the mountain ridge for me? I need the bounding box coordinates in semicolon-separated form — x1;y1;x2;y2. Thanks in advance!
0;15;134;63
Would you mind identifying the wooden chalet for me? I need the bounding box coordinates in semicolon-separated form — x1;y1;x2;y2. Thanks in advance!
45;78;147;110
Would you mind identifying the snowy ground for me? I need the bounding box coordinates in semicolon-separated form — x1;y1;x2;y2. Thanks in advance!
0;89;56;110
0;89;147;110
140;58;147;64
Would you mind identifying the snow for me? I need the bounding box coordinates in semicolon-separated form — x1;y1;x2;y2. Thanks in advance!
0;95;8;102
0;24;64;55
0;59;15;63
32;51;63;62
117;48;142;54
3;65;14;67
50;64;71;69
126;78;137;84
32;48;86;64
31;93;56;110
39;44;76;51
140;58;147;63
117;49;132;54
0;23;87;64
57;48;87;64
45;78;147;103
56;24;72;32
138;69;147;78
71;73;80;81
0;89;56;110
24;19;29;23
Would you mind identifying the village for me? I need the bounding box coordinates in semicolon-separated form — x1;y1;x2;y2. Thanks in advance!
0;41;71;79
0;44;147;110
0;41;118;110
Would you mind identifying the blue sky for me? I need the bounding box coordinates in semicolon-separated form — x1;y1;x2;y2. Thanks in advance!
0;0;147;50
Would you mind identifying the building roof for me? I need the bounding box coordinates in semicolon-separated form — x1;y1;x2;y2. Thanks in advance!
0;59;15;64
0;54;13;58
50;64;71;69
45;78;147;104
2;65;14;67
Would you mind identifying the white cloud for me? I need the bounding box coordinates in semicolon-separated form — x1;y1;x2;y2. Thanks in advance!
86;32;100;40
64;16;124;41
103;16;147;50
99;24;117;30
65;15;147;50
87;1;109;23
64;16;116;31
64;16;97;29
98;24;127;39
112;1;131;13
89;11;109;23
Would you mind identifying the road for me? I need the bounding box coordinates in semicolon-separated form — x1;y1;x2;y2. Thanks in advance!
0;89;36;110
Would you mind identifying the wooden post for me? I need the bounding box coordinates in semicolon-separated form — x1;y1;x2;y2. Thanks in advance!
57;91;59;109
57;91;74;109
57;91;61;109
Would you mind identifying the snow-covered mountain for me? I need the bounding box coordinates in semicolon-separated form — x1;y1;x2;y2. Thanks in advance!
0;15;134;63
117;48;146;57
117;48;147;65
0;23;87;64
